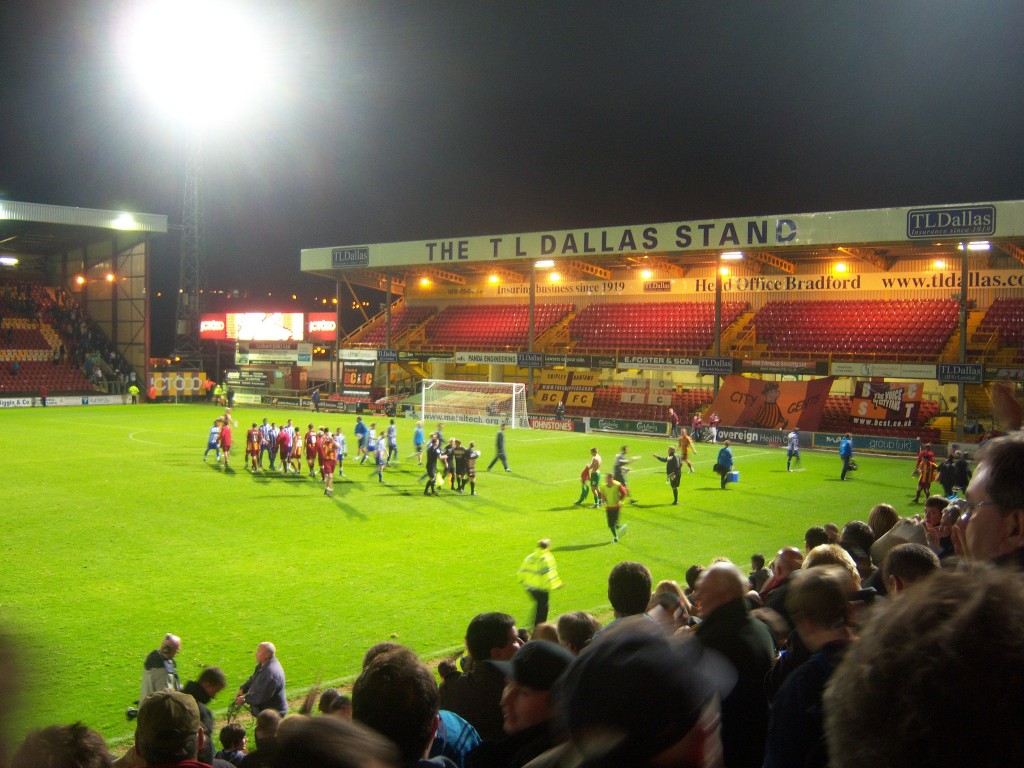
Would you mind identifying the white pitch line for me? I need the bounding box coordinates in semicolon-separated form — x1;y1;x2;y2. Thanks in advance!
128;430;170;446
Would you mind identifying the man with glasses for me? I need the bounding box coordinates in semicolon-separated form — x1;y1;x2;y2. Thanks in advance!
953;433;1024;567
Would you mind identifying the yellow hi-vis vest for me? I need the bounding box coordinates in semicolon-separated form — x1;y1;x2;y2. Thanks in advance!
518;548;563;593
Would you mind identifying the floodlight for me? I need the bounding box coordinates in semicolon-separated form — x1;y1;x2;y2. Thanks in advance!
0;256;18;267
548;272;562;283
641;269;653;279
116;0;281;129
834;262;848;273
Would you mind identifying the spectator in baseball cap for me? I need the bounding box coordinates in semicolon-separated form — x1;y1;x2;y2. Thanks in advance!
552;624;735;768
467;640;574;768
134;689;206;766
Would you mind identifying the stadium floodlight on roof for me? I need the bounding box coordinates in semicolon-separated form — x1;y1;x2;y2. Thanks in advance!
116;0;283;366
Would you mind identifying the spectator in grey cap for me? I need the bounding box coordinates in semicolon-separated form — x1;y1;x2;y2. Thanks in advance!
466;640;574;768
134;689;206;766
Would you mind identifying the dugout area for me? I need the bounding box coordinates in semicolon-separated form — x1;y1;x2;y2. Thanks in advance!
300;200;1024;441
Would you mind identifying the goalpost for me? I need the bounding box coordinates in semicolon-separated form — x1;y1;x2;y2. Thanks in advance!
421;379;530;428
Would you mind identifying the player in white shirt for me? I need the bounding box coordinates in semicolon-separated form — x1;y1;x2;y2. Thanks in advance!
333;429;347;477
786;428;801;472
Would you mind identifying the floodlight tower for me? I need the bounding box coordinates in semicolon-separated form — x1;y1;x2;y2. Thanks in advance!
117;0;282;369
174;134;206;367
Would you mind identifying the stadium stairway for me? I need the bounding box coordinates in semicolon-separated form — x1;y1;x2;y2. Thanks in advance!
537;312;574;351
723;309;757;355
929;415;958;445
399;359;430;379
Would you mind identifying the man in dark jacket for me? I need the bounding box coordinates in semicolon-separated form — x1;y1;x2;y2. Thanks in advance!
466;640;574;768
440;613;522;741
234;642;287;717
183;667;227;765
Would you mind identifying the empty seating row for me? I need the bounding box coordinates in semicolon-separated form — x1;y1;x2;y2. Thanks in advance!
0;360;95;392
754;299;958;359
359;305;437;345
569;302;747;351
422;304;573;349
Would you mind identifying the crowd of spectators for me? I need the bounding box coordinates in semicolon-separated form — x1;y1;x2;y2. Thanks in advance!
1;280;137;389
4;433;1024;768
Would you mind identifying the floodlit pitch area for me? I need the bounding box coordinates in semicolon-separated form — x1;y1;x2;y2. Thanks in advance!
2;404;919;745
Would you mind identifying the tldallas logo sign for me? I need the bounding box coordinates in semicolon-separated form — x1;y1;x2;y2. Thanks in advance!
907;205;995;239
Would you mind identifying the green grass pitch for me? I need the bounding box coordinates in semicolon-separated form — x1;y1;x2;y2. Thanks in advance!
0;403;921;747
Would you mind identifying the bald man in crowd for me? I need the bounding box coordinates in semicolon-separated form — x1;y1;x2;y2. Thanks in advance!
693;562;776;768
235;642;288;717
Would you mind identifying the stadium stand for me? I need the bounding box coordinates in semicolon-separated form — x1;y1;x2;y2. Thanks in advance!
752;298;959;360
420;303;572;350
1;280;123;394
355;304;437;346
568;301;748;353
978;297;1024;362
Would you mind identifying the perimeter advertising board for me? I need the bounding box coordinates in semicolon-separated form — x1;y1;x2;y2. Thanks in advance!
814;432;920;455
423;411;530;429
149;371;207;396
0;394;135;408
529;416;586;433
588;417;668;436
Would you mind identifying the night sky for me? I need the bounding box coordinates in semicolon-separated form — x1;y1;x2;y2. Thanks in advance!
2;1;1023;350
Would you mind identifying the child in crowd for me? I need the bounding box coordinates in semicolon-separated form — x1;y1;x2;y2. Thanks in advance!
214;723;247;767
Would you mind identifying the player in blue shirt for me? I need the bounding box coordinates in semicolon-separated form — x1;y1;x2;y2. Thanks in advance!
203;419;222;462
412;420;425;464
354;417;368;462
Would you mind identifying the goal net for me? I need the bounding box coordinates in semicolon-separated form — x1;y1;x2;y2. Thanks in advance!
421;379;530;428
